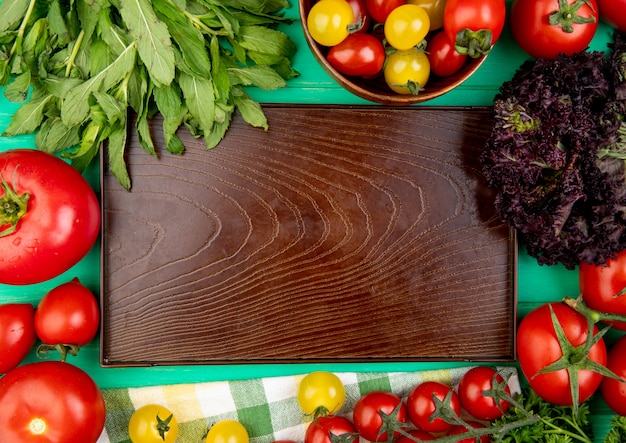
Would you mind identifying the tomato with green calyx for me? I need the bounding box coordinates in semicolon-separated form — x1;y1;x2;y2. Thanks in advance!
458;366;510;421
406;381;460;433
384;47;430;94
366;0;406;23
601;335;626;416
327;33;386;77
129;404;179;443
579;249;626;330
353;391;407;442
408;0;446;30
0;149;100;285
517;302;613;415
0;361;106;443
205;420;249;443
510;0;599;59
297;371;346;416
307;0;356;47
0;303;36;374
304;415;357;443
347;0;371;32
443;0;506;58
426;30;467;77
34;277;100;361
384;4;430;51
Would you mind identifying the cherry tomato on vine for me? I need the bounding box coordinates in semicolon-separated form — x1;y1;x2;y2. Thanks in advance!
384;4;430;51
297;371;346;416
601;335;626;416
384;47;430;94
517;302;607;406
510;0;599;59
446;421;490;443
457;366;510;421
307;0;356;47
304;415;357;443
597;0;626;31
366;0;406;23
129;404;179;443
205;420;249;443
408;0;446;30
426;30;467;77
0;361;106;443
579;249;626;331
327;33;386;77
443;0;506;58
0;303;36;374
406;381;461;433
353;391;407;442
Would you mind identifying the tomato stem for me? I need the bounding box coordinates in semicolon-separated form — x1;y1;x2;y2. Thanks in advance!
36;343;81;362
454;28;493;58
0;169;30;238
548;0;596;33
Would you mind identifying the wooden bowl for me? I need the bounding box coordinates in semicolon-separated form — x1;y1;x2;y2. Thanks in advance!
299;0;488;106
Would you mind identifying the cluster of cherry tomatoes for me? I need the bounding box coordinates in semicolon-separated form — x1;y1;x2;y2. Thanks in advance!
305;0;506;95
296;367;512;443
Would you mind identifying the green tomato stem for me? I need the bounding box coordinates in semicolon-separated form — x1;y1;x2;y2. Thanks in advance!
0;170;30;238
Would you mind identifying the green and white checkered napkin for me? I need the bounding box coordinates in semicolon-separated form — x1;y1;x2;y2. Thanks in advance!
98;366;520;443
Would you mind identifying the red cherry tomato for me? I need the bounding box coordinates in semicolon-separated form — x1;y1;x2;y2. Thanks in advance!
517;302;607;406
601;335;626;416
458;366;510;421
0;361;106;443
347;0;372;32
327;33;386;77
579;249;626;330
427;30;468;77
366;0;406;23
0;303;36;374
353;391;407;442
597;0;626;31
406;381;461;433
304;415;357;443
0;149;101;285
510;0;599;59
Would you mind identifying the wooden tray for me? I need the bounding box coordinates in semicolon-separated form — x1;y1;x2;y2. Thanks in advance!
100;106;517;366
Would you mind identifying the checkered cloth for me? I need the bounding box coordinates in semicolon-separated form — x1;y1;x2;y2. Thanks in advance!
98;366;520;443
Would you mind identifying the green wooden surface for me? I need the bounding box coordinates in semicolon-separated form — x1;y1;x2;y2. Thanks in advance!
0;2;622;441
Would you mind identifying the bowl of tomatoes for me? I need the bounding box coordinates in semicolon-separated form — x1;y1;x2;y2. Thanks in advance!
299;0;498;106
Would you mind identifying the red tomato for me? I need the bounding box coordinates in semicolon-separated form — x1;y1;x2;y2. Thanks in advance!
427;30;468;77
396;429;436;442
443;0;506;58
0;361;106;443
304;415;357;443
597;0;626;31
457;366;510;421
579;249;626;330
366;0;406;23
406;381;461;433
327;33;386;77
517;302;607;406
347;0;372;32
0;303;36;374
601;335;626;416
353;391;408;442
510;0;599;59
0;149;100;285
446;421;490;443
34;278;100;359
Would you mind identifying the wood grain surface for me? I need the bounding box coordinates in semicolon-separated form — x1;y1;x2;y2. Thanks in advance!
101;106;517;366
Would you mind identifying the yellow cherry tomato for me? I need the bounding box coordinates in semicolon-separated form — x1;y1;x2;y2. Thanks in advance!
307;0;355;47
407;0;446;30
384;48;431;95
384;4;430;51
205;420;249;443
297;371;346;415
128;404;178;443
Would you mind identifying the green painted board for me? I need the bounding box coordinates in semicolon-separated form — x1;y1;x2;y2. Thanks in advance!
0;1;621;440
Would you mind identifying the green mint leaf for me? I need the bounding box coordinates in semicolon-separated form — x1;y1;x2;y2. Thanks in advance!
22;18;48;67
4;71;31;102
203;119;230;150
2;94;54;135
92;91;126;124
228;65;286;90
63;121;102;173
47;0;70;45
106;120;131;190
136;112;156;157
42;76;84;99
61;42;136;126
238;25;296;57
178;71;216;134
153;83;186;154
35;117;80;153
233;87;267;130
0;0;30;32
119;0;175;87
76;0;104;46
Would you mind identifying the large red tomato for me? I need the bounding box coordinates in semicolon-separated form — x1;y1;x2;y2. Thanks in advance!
579;249;626;330
0;361;106;443
510;0;599;59
517;302;607;406
353;391;407;442
0;149;100;285
0;303;36;374
597;0;626;31
601;335;626;416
